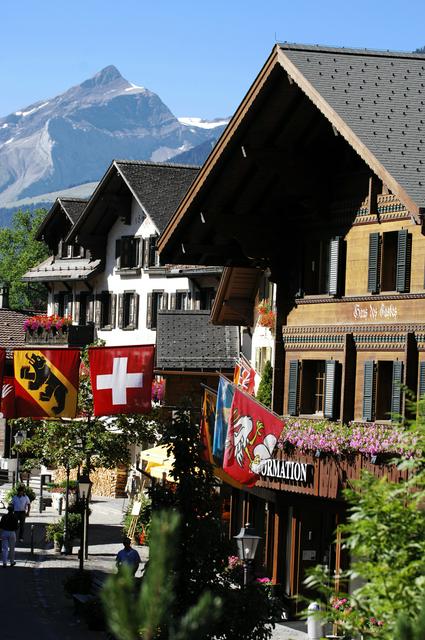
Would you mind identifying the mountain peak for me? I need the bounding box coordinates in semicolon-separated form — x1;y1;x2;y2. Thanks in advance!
80;65;125;90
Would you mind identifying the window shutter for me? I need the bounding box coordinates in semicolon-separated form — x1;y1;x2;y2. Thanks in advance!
74;296;80;325
391;361;403;419
129;294;139;329
419;361;425;399
169;293;176;310
161;292;169;310
324;360;338;419
362;360;375;421
143;238;149;268
328;238;342;296
146;293;153;329
288;360;299;416
367;233;381;293
117;294;124;329
396;229;410;292
115;239;121;268
110;294;117;328
94;296;101;328
194;290;201;310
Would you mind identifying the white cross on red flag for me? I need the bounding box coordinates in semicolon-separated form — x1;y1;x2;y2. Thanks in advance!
88;345;155;416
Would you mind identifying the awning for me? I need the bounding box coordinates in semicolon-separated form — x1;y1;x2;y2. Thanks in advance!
140;445;175;482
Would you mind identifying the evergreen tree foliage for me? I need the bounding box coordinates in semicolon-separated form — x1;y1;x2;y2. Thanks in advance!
102;511;222;640
256;361;273;408
148;407;282;640
0;208;49;309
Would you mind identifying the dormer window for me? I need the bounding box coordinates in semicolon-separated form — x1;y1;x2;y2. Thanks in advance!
58;240;85;259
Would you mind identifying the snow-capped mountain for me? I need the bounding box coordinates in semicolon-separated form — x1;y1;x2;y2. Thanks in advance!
0;66;228;208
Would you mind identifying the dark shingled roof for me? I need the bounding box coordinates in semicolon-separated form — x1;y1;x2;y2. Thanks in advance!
0;308;34;357
115;161;199;233
279;43;425;211
155;310;238;369
59;198;88;223
36;197;88;240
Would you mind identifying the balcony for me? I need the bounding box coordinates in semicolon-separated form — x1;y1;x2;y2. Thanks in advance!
25;324;95;348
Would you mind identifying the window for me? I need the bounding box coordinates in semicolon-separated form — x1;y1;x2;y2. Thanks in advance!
362;360;403;421
175;290;190;310
303;237;345;296
255;347;272;376
367;230;411;294
117;292;139;330
144;235;159;268
199;287;215;310
288;359;341;419
58;241;85;259
115;237;141;270
146;291;168;329
95;292;116;329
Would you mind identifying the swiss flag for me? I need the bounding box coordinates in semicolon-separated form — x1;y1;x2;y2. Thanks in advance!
88;345;155;416
0;376;15;419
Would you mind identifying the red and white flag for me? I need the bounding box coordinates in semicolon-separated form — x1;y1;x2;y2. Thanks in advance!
0;376;15;419
223;387;284;486
233;356;256;395
88;345;155;416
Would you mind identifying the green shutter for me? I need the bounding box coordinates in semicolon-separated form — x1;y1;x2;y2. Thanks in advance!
117;294;124;329
391;361;403;420
396;229;410;293
288;360;299;416
110;294;117;328
367;233;380;293
324;360;339;419
362;360;375;421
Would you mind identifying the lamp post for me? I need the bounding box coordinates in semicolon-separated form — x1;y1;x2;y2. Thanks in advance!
78;474;92;572
13;430;26;487
234;522;262;587
61;462;71;555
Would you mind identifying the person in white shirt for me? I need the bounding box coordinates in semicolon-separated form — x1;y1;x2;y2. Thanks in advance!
11;487;30;543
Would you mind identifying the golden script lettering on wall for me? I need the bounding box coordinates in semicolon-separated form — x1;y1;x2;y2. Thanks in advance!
352;303;398;322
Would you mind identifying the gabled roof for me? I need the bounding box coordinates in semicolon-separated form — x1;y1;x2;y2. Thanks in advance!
0;308;35;357
158;44;425;264
68;160;199;241
278;44;425;217
36;198;87;241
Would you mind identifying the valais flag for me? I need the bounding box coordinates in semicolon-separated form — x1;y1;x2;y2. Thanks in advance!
89;345;155;416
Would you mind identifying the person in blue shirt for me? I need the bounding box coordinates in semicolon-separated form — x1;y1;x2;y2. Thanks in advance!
116;537;141;576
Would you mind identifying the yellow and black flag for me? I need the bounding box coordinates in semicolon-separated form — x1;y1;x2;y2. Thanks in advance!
14;349;80;418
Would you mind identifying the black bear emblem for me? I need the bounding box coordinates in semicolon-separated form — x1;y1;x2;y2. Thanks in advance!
20;353;67;415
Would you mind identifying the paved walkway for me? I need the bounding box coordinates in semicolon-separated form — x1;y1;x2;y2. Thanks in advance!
0;495;307;639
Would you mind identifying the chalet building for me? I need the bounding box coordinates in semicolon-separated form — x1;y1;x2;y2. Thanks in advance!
157;44;424;605
22;160;239;494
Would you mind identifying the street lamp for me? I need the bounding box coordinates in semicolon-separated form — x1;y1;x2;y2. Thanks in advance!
61;462;71;555
78;474;92;572
234;522;262;586
13;431;26;487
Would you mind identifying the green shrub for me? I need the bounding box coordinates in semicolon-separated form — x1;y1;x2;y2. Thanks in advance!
256;361;273;408
45;512;82;542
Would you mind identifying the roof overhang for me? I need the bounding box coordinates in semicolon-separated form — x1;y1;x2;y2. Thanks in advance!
158;44;424;269
211;267;262;326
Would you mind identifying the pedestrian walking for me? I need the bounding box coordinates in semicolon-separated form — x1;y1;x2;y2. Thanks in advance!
11;487;30;542
116;537;141;576
0;505;19;567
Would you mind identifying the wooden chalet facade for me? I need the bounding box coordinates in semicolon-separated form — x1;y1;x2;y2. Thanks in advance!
157;44;425;604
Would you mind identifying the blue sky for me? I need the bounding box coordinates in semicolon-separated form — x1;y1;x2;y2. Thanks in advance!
1;0;424;119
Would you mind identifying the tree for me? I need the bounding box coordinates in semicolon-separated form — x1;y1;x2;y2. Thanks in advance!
256;361;273;408
0;208;49;309
306;404;425;639
147;406;282;640
102;511;222;640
